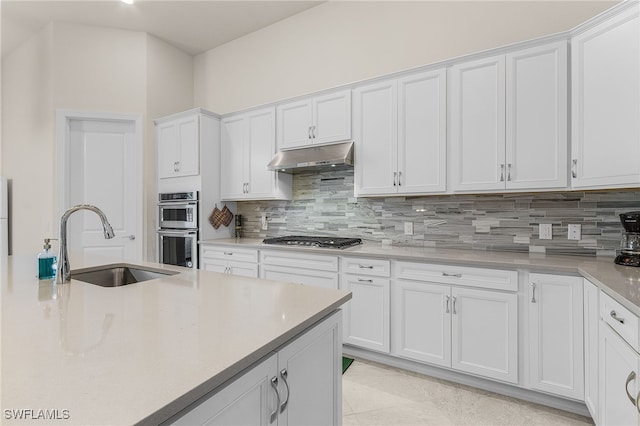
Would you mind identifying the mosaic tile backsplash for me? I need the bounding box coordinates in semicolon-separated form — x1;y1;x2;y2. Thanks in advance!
236;169;640;257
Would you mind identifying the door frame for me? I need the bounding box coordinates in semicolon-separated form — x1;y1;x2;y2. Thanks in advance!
56;110;144;261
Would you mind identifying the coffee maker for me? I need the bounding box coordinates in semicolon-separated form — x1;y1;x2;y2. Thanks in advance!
615;211;640;267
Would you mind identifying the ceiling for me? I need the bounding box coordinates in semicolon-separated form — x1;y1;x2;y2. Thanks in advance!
1;0;324;58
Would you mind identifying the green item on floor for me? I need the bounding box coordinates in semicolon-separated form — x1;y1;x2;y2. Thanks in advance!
342;356;354;374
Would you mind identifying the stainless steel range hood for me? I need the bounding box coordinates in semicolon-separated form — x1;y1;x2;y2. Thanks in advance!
267;141;354;173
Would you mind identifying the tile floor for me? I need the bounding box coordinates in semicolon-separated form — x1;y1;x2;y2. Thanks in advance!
342;358;594;426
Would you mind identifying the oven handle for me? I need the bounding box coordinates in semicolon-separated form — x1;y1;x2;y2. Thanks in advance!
157;229;197;236
158;200;198;206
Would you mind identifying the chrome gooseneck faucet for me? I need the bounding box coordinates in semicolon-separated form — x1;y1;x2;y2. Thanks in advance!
56;205;115;284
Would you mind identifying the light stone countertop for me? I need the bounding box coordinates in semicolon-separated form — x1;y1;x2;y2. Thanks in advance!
0;253;350;425
201;238;640;316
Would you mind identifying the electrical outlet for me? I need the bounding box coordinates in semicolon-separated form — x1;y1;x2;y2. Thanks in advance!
404;222;413;236
568;224;582;240
539;224;552;240
261;214;268;231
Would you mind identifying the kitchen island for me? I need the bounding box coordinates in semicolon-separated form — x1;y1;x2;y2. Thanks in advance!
0;253;350;425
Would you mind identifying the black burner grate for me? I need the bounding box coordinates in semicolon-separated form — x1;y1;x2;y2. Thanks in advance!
263;236;362;249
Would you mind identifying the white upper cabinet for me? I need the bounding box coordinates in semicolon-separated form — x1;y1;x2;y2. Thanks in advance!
221;107;292;201
354;69;447;197
277;90;351;150
506;42;568;190
157;114;200;179
450;41;568;192
571;4;640;189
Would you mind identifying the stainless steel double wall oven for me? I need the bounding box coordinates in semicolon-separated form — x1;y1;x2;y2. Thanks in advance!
157;191;198;269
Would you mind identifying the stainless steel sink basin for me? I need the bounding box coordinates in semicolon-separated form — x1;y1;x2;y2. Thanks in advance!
71;264;179;287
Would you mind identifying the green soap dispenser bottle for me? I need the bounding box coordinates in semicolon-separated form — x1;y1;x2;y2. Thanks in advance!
38;238;57;280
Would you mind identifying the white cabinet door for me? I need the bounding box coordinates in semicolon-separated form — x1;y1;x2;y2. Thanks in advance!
392;280;451;367
342;274;390;353
450;55;506;192
584;279;600;422
246;108;278;199
353;80;398;196
176;115;200;177
506;42;568;190
201;259;227;274
277;99;313;150
312;90;351;145
451;286;518;384
599;322;640;426
397;70;447;194
221;108;291;201
220;115;247;199
157;115;200;179
528;273;584;399
572;5;640;189
276;310;342;426
172;353;277;426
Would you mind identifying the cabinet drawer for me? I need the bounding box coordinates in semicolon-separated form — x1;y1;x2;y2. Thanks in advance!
395;262;518;292
601;291;639;352
201;246;258;263
262;265;338;290
341;257;390;277
260;251;338;272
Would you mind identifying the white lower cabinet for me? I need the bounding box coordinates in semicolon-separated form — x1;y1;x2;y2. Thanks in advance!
341;257;391;353
171;311;342;426
584;279;600;421
260;251;338;290
527;273;584;400
200;245;259;278
392;262;518;384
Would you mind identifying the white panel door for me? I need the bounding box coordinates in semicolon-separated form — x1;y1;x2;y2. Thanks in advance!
506;42;568;190
528;273;584;399
398;69;447;194
392;280;451;367
599;322;640;426
312;90;351;145
277;99;313;150
246;108;276;198
450;55;506;191
221;115;247;200
353;80;398;196
342;274;390;353
67;117;141;261
572;5;640;188
451;287;518;383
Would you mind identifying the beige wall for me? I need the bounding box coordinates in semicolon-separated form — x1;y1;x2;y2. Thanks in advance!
194;1;616;114
2;23;194;256
2;24;55;255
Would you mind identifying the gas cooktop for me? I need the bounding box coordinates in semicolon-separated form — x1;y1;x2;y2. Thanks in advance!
262;236;362;249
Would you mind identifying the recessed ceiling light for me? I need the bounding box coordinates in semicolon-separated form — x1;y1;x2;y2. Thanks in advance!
121;0;134;4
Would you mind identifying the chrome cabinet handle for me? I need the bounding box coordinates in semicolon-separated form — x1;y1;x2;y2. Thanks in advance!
173;161;178;172
357;278;373;283
445;294;450;314
500;164;505;182
452;296;457;314
358;264;374;269
393;172;397;186
270;376;280;423
121;235;135;240
224;252;233;256
279;369;290;413
246;182;249;194
572;159;577;179
531;283;537;303
636;390;640;413
312;125;317;139
611;310;625;324
308;126;312;139
176;161;180;172
442;272;462;278
626;371;637;406
507;164;512;181
398;171;402;186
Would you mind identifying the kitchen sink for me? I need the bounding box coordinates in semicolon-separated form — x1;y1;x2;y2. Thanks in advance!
71;264;179;287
